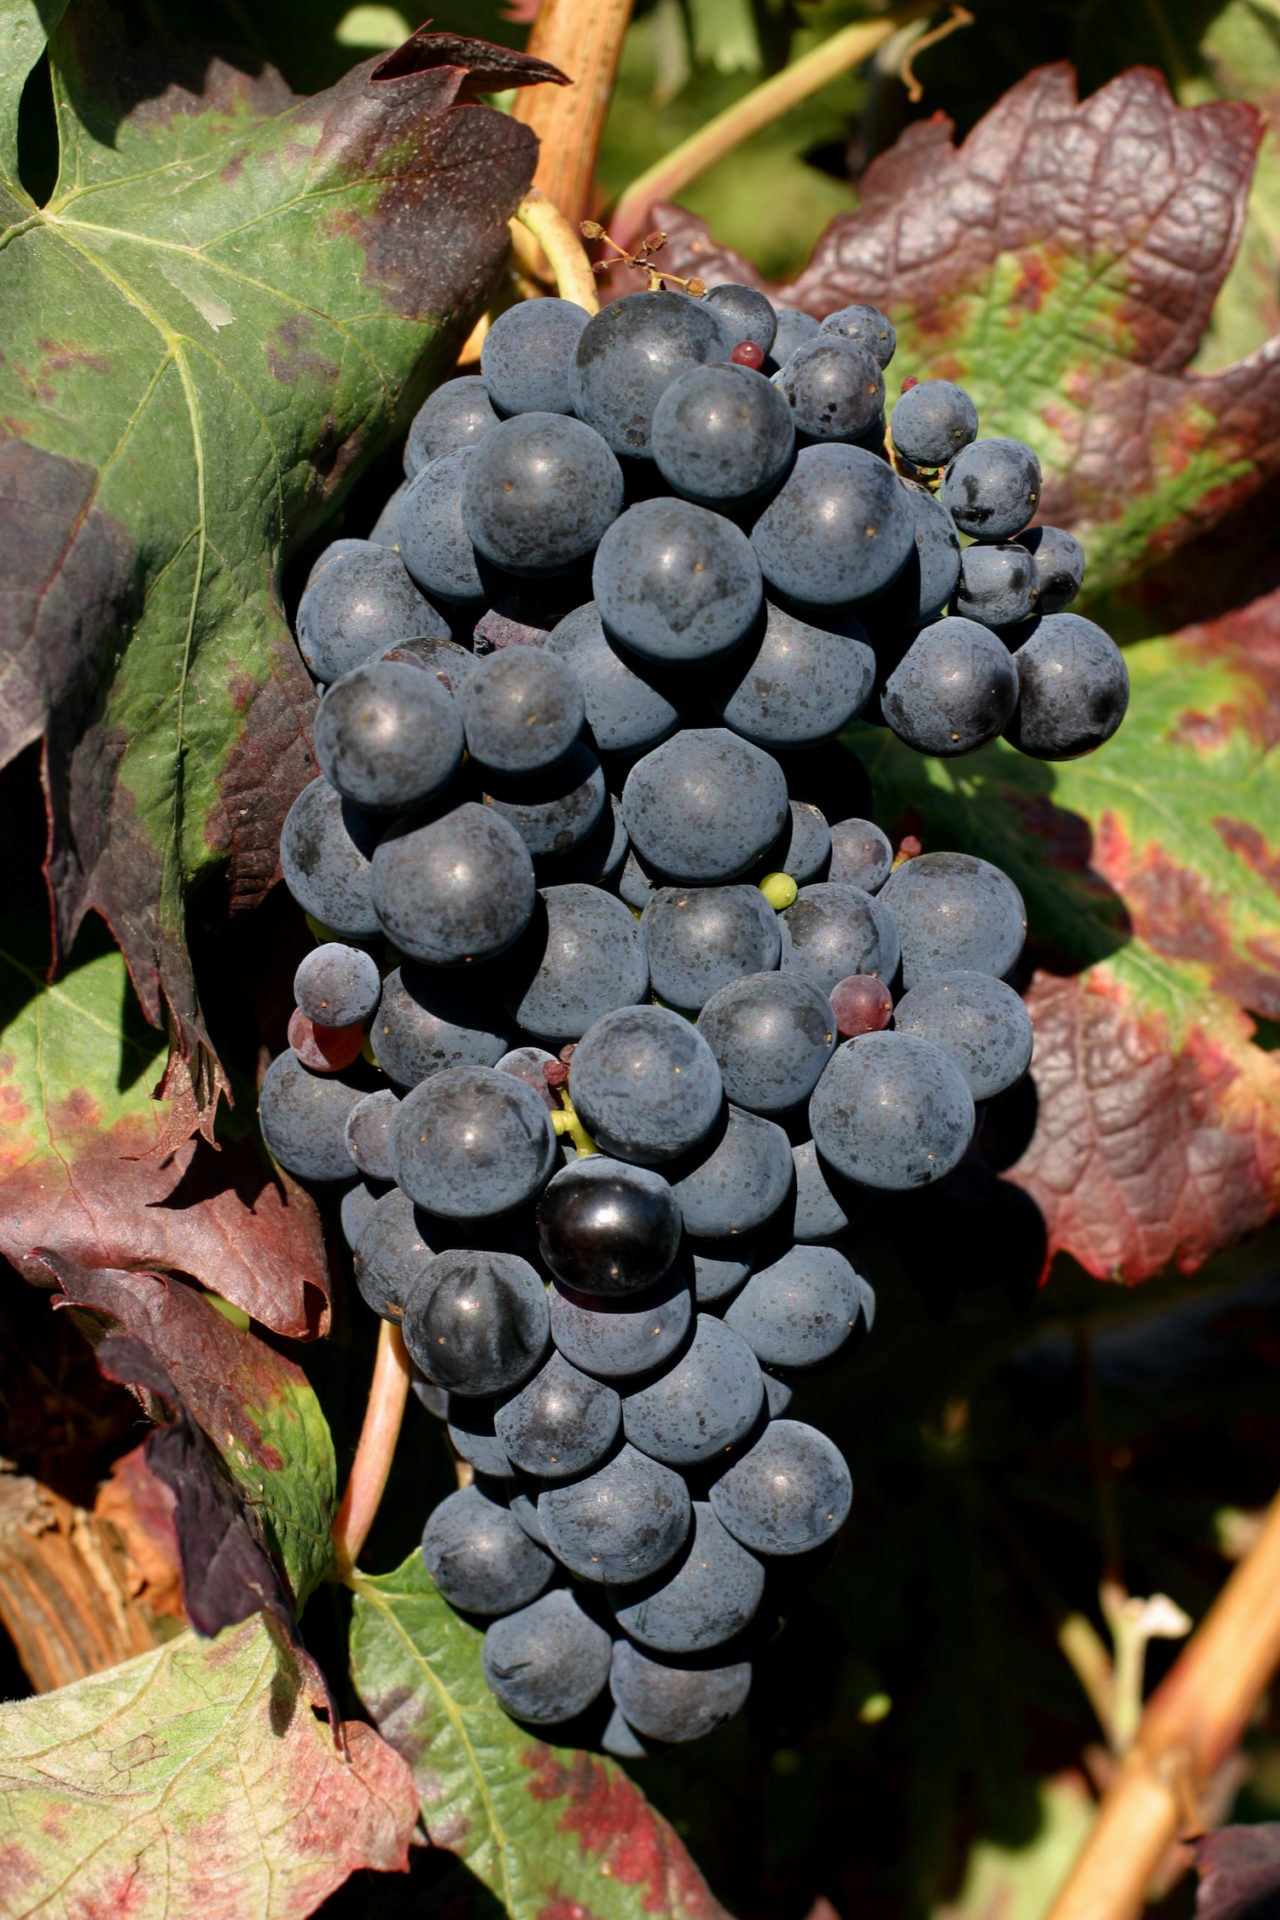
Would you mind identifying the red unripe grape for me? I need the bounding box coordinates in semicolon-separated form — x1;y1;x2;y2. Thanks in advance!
287;1006;365;1072
829;974;894;1040
731;342;766;370
900;375;919;391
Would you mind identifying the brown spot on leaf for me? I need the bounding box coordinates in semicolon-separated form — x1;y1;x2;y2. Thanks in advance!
523;1744;731;1920
36;340;112;378
266;314;341;389
1089;809;1280;1018
1011;250;1057;314
1217;818;1280;898
1009;970;1280;1279
202;627;316;913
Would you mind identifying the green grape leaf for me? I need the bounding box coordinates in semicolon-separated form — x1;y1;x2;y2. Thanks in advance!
646;63;1280;596
0;917;331;1338
39;1251;338;1606
0;1614;418;1919
349;1552;731;1920
851;584;1280;1282
0;0;559;1124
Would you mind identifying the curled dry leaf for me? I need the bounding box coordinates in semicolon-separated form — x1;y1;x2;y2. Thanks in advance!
95;1331;295;1639
855;584;1280;1282
0;1613;418;1920
638;65;1280;597
0;924;332;1337
0;1;559;1129
39;1251;338;1607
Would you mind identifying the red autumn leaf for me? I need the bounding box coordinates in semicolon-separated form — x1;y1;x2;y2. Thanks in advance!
0;921;332;1337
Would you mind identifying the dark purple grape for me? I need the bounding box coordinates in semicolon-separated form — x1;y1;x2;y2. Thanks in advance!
537;1157;682;1297
401;1248;549;1396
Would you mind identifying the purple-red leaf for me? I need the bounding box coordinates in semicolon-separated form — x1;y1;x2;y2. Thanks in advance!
1196;1824;1280;1920
39;1252;338;1605
95;1331;292;1638
0;923;332;1336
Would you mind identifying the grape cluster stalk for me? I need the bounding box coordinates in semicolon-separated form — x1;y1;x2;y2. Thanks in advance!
262;272;1129;1755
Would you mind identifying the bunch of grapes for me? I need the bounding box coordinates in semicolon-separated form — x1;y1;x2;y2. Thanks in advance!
262;265;1129;1756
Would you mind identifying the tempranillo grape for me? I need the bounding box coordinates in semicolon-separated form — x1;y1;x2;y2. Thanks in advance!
294;942;381;1027
392;1064;556;1218
421;1484;553;1615
622;729;789;885
494;1350;622;1481
593;498;762;668
569;1005;724;1164
538;1442;691;1583
482;1589;613;1725
402;1248;549;1396
259;1050;364;1183
550;1271;693;1380
536;1157;682;1297
570;290;733;458
710;1418;852;1556
610;1642;753;1746
462;413;624;575
809;1030;975;1189
371;801;536;966
315;660;463;812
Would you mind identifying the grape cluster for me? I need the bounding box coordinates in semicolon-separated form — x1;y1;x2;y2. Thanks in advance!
263;276;1128;1755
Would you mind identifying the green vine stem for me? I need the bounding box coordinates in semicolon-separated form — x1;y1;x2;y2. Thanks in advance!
331;1319;412;1585
609;3;934;253
511;189;600;312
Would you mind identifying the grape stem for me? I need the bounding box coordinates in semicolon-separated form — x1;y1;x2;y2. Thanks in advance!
330;1318;412;1585
1045;1484;1280;1920
511;190;600;313
608;3;932;254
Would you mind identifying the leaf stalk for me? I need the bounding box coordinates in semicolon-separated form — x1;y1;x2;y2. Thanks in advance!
512;190;600;312
331;1319;412;1585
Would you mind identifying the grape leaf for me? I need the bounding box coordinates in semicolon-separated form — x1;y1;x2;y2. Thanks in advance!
40;1252;338;1606
349;1552;731;1920
852;583;1280;1282
0;1614;418;1919
0;918;332;1338
0;0;559;1125
1195;1822;1280;1920
640;63;1280;596
95;1330;299;1639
